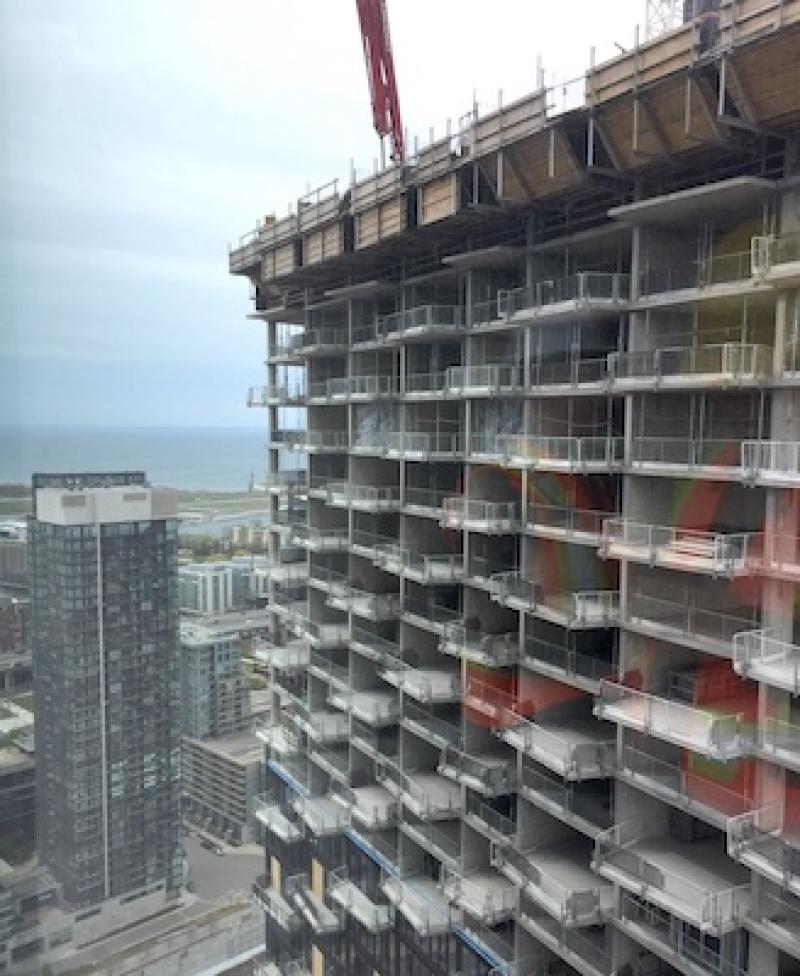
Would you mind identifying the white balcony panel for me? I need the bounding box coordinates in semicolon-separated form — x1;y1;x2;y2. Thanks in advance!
381;875;461;936
329;875;393;933
350;785;398;829
499;714;615;780
380;665;461;704
329;689;399;726
441;868;517;925
254;800;302;843
733;629;800;694
290;794;349;837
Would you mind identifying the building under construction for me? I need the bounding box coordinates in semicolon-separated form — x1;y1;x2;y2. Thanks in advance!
231;4;800;976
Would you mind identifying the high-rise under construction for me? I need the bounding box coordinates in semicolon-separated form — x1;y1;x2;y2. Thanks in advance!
231;5;800;976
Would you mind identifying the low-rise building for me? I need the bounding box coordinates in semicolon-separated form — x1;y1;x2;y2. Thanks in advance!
182;733;264;845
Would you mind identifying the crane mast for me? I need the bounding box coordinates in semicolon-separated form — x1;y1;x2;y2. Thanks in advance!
354;0;405;164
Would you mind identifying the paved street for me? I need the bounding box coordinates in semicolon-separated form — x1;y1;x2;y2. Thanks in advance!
184;833;263;901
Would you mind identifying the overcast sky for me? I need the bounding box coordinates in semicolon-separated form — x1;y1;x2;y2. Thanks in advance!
1;0;643;429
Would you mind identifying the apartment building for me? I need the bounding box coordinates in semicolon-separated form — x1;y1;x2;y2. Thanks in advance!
231;5;800;976
180;619;252;739
30;472;183;910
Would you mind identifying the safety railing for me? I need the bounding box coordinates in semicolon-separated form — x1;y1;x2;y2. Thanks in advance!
387;431;465;456
401;701;461;749
601;518;762;575
441;497;520;531
464;792;516;841
498;272;630;317
402;819;462;866
491;574;620;626
309;651;349;688
290;793;349;837
302;430;349;450
381;874;461;935
752;230;800;273
439;742;516;795
594;821;750;932
612;343;773;384
529;356;612;389
445;364;522;393
403;371;448;395
733;629;800;694
627;591;757;650
470;296;504;327
292;525;349;550
473;434;625;469
522;636;615;686
309;743;350;783
329;688;399;726
378;653;461;703
376;546;465;583
619;894;747;976
350;625;399;661
401;596;462;628
378;304;465;339
619;744;755;821
741;440;800;481
492;844;604;926
747;887;800;948
404;486;451;512
595;681;753;760
727;804;800;886
440;622;518;666
252;875;298;930
758;716;800;764
519;764;614;832
298;327;347;351
441;867;517;925
375;758;462;819
638;251;754;296
630;437;742;470
328;868;393;933
525;503;616;542
346;374;396;398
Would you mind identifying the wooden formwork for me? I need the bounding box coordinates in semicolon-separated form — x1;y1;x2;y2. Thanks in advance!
468;91;549;159
418;173;459;226
303;223;345;267
355;198;406;249
500;127;586;204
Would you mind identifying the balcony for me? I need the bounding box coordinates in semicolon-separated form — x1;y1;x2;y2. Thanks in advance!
440;622;518;667
381;874;462;936
346;784;398;830
308;651;348;690
742;440;800;486
377;303;464;341
379;657;462;704
616;894;747;976
374;546;465;584
297;327;347;355
462;793;515;846
328;586;401;621
256;723;300;757
287;873;343;935
350;718;398;763
255;640;309;672
385;431;465;460
438;743;515;797
346;374;397;400
498;272;629;323
401;819;462;871
491;575;619;629
595;682;753;761
529;356;612;393
254;795;303;843
349;626;398;663
471;434;624;472
445;364;522;395
518;903;612;976
525;504;614;547
328;870;393;933
755;716;800;772
308;743;349;785
601;519;761;578
750;231;800;287
248;382;307;407
252;875;298;931
440;497;520;534
441;867;517;926
403;487;450;516
594;822;750;933
301;430;349;453
270;334;305;360
625;592;756;658
494;712;615;781
401;597;462;633
293;707;349;744
263;469;308;493
742;888;800;962
293;527;348;554
303;620;350;649
518;765;614;838
332;482;402;511
403;371;448;398
733;629;800;694
728;805;800;896
612;343;772;390
376;760;462;820
522;637;614;692
290;793;349;837
401;701;461;750
618;745;755;828
492;842;612;926
329;688;399;726
637;252;754;303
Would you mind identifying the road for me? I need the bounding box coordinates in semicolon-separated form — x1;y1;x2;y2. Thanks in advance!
184;834;263;901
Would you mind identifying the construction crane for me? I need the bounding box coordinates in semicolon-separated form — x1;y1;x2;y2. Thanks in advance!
354;0;405;164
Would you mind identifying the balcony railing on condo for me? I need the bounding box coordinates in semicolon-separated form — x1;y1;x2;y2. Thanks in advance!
618;894;747;976
519;903;613;975
522;636;615;688
491;574;619;627
638;251;753;296
401;701;461;750
601;518;762;576
756;716;800;769
463;792;516;843
595;681;754;760
328;869;393;933
298;327;347;352
594;821;750;933
292;525;350;551
401;819;462;870
445;364;522;394
403;486;451;513
440;622;519;666
498;272;630;317
525;504;617;544
377;304;464;339
376;759;462;820
743;887;800;959
375;546;465;583
518;765;614;835
471;433;623;470
727;804;800;893
741;440;800;482
440;497;520;533
492;843;607;927
733;629;800;694
441;867;518;926
438;742;515;796
618;744;755;826
529;356;611;390
404;371;448;396
626;591;757;654
612;343;772;386
381;874;461;936
378;652;461;704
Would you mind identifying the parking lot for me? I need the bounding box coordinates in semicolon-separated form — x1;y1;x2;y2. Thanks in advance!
184;832;263;902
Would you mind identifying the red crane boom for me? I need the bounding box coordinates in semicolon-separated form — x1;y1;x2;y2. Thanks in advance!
354;0;405;163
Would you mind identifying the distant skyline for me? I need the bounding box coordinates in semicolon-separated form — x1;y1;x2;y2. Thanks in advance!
1;0;642;429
